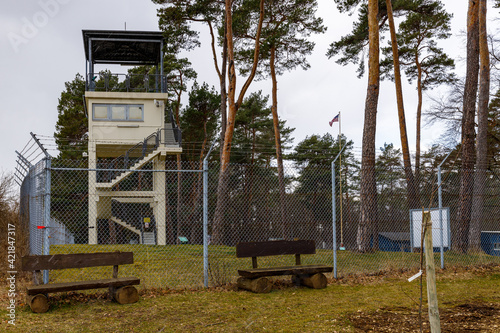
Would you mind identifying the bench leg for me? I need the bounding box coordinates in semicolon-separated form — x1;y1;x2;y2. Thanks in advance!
237;277;272;293
294;273;328;289
29;294;49;313
113;286;139;304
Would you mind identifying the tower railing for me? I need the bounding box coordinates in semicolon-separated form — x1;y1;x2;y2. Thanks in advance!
86;72;167;93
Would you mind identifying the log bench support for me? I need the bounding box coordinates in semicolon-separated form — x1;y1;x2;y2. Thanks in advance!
236;240;332;293
22;252;140;313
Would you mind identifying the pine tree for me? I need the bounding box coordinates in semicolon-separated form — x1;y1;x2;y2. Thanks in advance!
233;0;325;239
54;74;87;160
381;0;455;184
456;0;480;253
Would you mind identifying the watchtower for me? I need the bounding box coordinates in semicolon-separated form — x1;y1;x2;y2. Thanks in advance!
83;30;181;245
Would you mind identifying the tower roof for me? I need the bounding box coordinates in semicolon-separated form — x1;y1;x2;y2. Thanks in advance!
82;30;165;65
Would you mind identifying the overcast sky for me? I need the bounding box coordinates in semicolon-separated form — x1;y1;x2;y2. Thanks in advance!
0;0;493;179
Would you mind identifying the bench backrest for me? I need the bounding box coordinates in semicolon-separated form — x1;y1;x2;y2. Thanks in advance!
22;252;134;271
236;240;316;258
236;240;315;268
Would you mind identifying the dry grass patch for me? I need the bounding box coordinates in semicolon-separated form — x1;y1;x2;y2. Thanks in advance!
1;264;499;332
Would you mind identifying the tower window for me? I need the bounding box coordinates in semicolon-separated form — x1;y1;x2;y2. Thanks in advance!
92;104;144;121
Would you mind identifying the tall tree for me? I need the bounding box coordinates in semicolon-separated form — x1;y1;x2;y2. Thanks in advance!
328;0;381;252
381;0;456;185
360;0;380;252
211;0;265;245
233;0;325;239
456;0;480;253
469;0;490;251
155;2;211;244
155;0;228;155
383;0;420;210
328;0;418;251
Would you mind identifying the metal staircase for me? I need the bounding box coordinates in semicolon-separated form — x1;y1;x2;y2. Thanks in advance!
110;216;142;241
110;199;157;245
97;150;161;189
96;125;181;189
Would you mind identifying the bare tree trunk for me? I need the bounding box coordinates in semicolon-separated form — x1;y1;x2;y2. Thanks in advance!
470;0;489;252
209;20;228;158
358;0;379;253
385;0;420;210
270;45;288;239
211;0;265;245
457;0;479;253
220;41;228;158
416;59;423;187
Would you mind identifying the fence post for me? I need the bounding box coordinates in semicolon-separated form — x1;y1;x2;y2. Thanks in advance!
437;166;444;269
203;142;216;288
424;211;441;332
43;157;51;284
331;144;346;279
437;149;454;269
31;132;52;284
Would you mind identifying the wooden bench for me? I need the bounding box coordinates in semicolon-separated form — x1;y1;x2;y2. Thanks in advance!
236;240;333;293
22;251;140;313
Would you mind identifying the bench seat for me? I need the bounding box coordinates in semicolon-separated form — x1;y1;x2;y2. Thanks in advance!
26;277;140;295
236;240;333;292
238;264;333;279
22;252;140;312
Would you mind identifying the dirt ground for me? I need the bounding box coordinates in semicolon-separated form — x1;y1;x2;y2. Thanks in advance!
337;264;500;332
348;301;500;332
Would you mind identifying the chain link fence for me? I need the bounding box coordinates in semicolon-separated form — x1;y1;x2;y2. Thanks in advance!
18;156;500;289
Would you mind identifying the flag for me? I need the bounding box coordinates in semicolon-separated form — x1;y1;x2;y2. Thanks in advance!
329;113;339;127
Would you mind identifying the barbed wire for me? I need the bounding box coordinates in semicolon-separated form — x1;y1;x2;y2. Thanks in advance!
19;138;35;155
25;133;500;166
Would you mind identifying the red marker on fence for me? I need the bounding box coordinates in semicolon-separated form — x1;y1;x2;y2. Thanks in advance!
37;226;46;229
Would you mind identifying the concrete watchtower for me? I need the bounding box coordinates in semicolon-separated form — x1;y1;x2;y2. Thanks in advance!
83;30;181;245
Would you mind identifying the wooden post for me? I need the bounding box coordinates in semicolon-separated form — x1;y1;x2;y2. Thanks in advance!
294;273;328;289
237;277;272;293
113;286;139;304
29;294;49;313
424;211;441;332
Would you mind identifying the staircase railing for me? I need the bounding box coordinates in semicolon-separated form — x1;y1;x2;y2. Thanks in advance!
96;119;183;183
166;107;182;146
97;130;160;183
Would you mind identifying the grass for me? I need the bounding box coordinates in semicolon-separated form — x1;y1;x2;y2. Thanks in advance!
2;264;500;332
45;244;500;290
